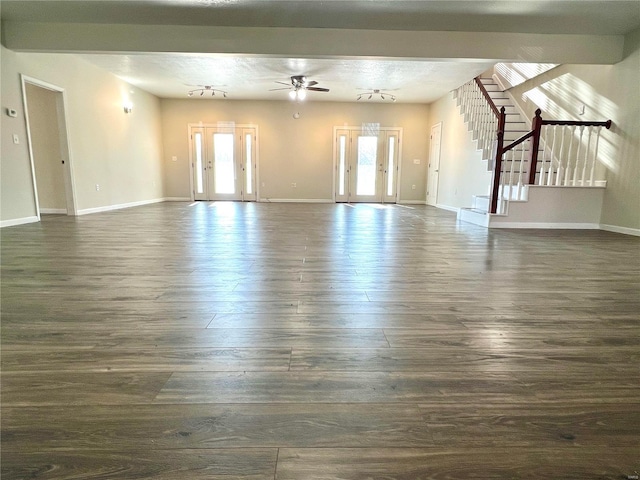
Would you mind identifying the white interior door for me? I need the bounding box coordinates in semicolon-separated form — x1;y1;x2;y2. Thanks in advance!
191;126;257;201
335;127;400;203
426;122;442;206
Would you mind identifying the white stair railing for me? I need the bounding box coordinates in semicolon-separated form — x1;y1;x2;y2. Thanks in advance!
537;123;609;187
454;79;499;161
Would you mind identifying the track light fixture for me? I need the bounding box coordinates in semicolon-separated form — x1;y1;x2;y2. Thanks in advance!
187;85;228;98
357;89;397;102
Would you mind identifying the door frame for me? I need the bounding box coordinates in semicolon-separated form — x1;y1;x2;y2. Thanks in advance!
20;75;78;217
426;122;442;207
187;123;259;202
332;125;403;203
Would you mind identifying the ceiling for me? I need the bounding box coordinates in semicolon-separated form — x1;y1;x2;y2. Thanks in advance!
2;1;639;103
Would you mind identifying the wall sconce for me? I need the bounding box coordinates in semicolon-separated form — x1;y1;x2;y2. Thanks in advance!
123;101;133;114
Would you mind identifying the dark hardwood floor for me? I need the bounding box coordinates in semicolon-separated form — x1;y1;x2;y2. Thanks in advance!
1;202;639;479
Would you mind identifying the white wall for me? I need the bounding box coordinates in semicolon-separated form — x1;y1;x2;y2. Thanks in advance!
160;99;430;202
426;92;492;210
0;46;165;224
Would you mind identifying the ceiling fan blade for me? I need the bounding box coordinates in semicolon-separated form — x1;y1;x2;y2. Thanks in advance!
269;87;293;91
307;87;330;92
275;81;292;86
306;80;318;87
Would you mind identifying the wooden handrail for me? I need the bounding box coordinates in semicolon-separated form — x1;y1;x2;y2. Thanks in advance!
503;131;534;153
474;77;501;119
489;106;506;214
541;119;612;128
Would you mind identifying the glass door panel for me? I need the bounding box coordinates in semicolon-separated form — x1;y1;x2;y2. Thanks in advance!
356;136;378;196
349;132;382;203
241;128;257;201
192;128;207;200
383;133;398;203
335;129;350;202
213;133;236;196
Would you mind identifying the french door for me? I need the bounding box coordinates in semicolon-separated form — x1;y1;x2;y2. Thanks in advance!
191;126;257;201
334;127;400;203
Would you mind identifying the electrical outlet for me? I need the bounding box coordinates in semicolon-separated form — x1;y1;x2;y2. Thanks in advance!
12;134;19;144
412;184;416;190
95;184;100;191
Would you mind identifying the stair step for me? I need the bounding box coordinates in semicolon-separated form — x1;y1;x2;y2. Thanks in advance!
458;207;490;227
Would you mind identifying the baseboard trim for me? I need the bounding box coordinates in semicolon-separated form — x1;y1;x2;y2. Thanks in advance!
40;208;67;214
600;223;640;237
1;215;39;228
163;197;192;202
400;200;426;205
77;198;166;216
435;203;461;213
490;222;600;230
259;198;334;203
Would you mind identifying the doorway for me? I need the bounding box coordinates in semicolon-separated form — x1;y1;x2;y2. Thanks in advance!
334;126;401;203
21;75;77;216
189;125;258;201
426;122;442;206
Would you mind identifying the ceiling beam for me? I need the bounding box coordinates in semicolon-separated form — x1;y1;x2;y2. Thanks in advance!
1;22;625;64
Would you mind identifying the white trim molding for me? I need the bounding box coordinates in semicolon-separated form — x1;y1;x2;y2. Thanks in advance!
1;216;40;228
400;200;426;205
600;223;640;237
163;197;192;202
40;208;67;214
77;198;166;216
259;198;333;203
435;203;461;213
490;222;600;229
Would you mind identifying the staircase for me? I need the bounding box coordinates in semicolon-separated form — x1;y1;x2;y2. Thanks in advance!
452;75;612;229
453;77;530;226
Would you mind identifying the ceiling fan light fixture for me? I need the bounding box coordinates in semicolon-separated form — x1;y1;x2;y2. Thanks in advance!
297;89;307;101
289;90;297;100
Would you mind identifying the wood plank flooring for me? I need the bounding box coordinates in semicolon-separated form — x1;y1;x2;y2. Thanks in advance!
1;202;639;479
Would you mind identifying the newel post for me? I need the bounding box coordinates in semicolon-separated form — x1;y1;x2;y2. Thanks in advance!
489;106;506;214
528;109;543;185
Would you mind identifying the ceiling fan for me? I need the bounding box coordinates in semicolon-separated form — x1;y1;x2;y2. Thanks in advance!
270;75;330;100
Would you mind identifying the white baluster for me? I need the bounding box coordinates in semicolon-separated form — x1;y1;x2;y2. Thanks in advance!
539;127;547;186
556;126;566;185
581;127;593;186
573;126;585;185
547;125;558;186
589;127;602;187
564;126;576;186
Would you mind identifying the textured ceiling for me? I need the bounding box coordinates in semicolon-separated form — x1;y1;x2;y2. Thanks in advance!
3;0;639;103
77;54;495;103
